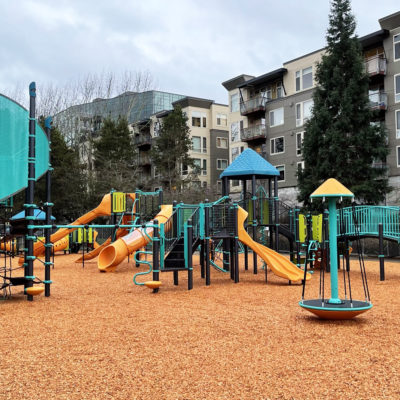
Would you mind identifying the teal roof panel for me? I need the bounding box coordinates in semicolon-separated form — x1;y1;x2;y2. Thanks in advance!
219;148;280;179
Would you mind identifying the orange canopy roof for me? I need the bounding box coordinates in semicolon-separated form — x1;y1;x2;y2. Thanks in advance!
310;178;354;199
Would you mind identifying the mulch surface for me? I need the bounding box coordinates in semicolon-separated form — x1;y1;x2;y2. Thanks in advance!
1;252;400;400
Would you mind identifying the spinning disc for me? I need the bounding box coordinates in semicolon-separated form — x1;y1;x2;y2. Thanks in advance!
299;299;372;320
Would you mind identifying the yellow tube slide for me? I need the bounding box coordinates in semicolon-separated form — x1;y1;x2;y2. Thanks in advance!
238;206;311;282
98;205;172;272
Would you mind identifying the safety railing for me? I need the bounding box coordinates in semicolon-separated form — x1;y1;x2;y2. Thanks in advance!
338;205;400;241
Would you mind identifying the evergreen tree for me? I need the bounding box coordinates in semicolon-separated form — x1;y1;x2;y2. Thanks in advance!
93;117;137;197
298;0;389;207
35;119;87;221
150;106;195;191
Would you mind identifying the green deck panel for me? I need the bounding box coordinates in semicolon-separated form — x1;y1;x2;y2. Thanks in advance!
0;94;49;202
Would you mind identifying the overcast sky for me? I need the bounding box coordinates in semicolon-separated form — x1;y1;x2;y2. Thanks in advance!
1;0;399;106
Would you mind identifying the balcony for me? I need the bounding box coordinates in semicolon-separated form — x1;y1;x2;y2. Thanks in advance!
240;95;269;116
240;124;267;142
369;91;387;111
135;134;152;148
138;154;151;166
365;56;387;76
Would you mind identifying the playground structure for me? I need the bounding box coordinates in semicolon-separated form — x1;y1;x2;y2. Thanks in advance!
0;86;395;322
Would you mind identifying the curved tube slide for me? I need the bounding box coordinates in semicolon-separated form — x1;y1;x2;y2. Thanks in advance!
98;205;172;272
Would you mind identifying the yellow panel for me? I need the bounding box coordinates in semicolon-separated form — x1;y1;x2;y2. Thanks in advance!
299;214;307;243
112;192;126;213
310;178;354;198
312;214;323;242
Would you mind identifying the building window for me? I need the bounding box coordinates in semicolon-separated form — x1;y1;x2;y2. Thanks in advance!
276;82;284;98
231;121;240;142
193;158;201;174
153;121;161;137
296;132;304;156
397;146;400;167
217;137;228;148
192;136;206;153
192;136;201;152
269;108;284;127
394;34;400;62
202;181;207;188
217;180;222;194
202;159;207;176
396;110;400;139
232;180;240;187
182;164;188;175
297;161;305;172
270;137;284;155
231;93;239;112
192;111;206;127
231;146;239;161
296;67;313;91
395;74;400;103
217;159;228;170
296;99;313;127
275;165;285;181
217;113;227;126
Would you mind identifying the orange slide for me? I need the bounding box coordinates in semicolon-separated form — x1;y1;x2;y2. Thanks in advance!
98;205;172;272
19;193;135;264
238;207;311;282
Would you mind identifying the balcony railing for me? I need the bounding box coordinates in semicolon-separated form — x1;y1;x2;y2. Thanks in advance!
240;95;269;116
138;154;151;166
240;124;267;142
369;92;387;110
135;134;152;147
365;56;387;76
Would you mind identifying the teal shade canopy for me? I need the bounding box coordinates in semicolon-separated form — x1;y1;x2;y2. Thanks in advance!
219;148;280;179
0;94;50;202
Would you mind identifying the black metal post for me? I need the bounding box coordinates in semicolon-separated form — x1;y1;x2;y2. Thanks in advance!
242;179;248;271
324;210;330;273
379;223;385;281
200;240;205;279
158;189;163;210
274;176;279;252
268;178;273;248
152;219;160;293
24;82;36;301
252;175;257;274
187;219;193;290
222;177;230;271
234;205;239;283
44;117;52;297
205;203;210;286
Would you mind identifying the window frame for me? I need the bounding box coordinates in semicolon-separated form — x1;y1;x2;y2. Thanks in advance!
202;159;207;176
275;164;285;182
192;136;202;152
296;99;313;127
269;107;284;127
296;131;304;156
270;136;285;155
297;161;305;172
216;113;227;126
295;66;313;92
230;93;239;113
193;158;201;174
191;111;207;128
397;146;400;167
394;33;400;62
395;73;400;103
231;121;240;142
216;137;228;149
217;159;228;170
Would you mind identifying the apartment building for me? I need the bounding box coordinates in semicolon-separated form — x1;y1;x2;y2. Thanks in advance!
133;97;229;192
222;11;400;204
54;90;185;169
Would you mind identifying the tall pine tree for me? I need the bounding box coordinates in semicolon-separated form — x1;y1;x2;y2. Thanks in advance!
93;117;137;198
298;0;389;207
151;106;194;191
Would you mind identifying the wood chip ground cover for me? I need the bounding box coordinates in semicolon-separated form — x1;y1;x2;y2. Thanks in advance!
1;254;400;399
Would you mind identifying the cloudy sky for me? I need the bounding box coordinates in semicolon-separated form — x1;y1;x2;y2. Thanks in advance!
1;0;399;105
